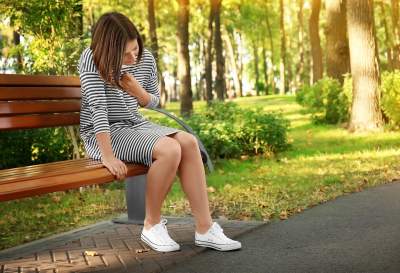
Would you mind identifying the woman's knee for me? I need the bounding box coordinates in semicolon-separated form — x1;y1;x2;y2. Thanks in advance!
152;137;181;164
174;132;199;151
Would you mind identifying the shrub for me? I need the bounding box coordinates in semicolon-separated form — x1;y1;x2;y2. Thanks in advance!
0;128;74;169
381;70;400;128
296;77;350;124
150;102;290;160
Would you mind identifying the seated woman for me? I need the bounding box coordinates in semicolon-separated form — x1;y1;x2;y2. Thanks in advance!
78;12;241;252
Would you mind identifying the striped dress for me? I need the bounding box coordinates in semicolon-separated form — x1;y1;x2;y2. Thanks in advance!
78;47;181;166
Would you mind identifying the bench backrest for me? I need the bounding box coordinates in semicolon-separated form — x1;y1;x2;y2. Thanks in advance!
0;74;81;130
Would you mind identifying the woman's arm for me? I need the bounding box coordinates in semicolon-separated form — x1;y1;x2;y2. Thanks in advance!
96;132;128;180
120;52;160;108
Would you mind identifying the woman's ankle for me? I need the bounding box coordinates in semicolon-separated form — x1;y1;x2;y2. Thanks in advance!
195;221;213;234
144;217;161;230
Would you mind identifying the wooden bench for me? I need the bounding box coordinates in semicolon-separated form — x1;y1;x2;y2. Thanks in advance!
0;74;213;224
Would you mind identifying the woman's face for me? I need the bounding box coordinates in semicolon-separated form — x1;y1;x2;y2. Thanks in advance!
122;39;139;65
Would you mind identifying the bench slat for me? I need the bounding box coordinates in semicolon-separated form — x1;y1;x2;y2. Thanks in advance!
0;101;81;115
0;75;80;87
0;163;148;202
0;113;80;130
0;159;102;182
0;86;81;100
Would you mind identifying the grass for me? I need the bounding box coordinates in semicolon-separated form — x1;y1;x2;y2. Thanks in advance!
1;95;399;250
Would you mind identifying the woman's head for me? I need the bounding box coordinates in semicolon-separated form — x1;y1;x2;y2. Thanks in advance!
90;12;143;87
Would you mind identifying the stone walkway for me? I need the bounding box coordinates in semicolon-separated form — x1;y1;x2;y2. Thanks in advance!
0;217;263;273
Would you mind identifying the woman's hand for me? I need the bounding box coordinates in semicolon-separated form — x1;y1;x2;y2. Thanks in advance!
120;73;140;96
101;155;128;180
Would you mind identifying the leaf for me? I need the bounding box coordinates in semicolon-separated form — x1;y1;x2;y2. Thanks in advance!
84;251;101;256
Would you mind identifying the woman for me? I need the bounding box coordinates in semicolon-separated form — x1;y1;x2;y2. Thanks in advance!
78;12;241;252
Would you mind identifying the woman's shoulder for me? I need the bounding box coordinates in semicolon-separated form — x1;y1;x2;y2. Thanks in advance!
78;47;97;73
140;48;156;67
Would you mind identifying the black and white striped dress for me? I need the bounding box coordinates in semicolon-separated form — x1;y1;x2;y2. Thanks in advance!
78;47;181;166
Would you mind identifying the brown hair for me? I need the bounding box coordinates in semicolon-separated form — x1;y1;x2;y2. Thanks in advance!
90;12;143;87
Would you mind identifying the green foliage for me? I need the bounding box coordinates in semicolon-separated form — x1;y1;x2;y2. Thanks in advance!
381;70;400;128
0;0;86;74
186;102;290;159
0;128;73;169
296;77;350;124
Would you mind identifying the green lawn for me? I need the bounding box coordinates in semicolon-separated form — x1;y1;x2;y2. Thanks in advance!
1;95;399;250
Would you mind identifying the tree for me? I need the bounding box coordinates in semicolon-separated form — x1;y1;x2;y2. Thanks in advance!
347;0;383;132
309;0;323;83
177;0;193;116
147;0;167;107
295;0;305;90
325;0;350;84
279;0;287;94
205;0;214;103
391;0;400;69
212;0;226;100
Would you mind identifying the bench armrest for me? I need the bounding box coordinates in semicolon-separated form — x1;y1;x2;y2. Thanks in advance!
149;108;214;172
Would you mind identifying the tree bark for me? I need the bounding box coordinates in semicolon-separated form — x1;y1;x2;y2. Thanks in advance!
177;0;193;116
265;12;276;93
212;0;225;100
391;0;400;69
309;0;323;83
295;0;305;90
262;44;268;95
279;0;287;94
147;0;167;107
13;31;23;72
236;31;244;97
378;1;393;70
347;0;383;132
223;29;241;97
205;0;214;103
325;0;350;84
253;40;260;96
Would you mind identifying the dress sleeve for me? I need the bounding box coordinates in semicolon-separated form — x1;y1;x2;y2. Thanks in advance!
78;49;110;135
143;53;160;109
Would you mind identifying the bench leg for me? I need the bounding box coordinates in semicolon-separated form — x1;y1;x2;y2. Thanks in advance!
112;174;146;225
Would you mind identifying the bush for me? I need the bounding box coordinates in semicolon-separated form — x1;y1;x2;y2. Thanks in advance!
381;70;400;128
0;128;74;169
296;77;350;124
150;102;290;160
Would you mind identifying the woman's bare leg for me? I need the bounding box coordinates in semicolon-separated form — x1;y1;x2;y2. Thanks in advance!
170;132;213;234
144;137;181;230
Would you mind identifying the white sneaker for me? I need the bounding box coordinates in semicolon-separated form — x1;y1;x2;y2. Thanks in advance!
141;219;180;252
195;222;242;251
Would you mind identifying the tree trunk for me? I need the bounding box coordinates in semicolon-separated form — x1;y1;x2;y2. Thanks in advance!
378;1;393;70
325;0;350;84
391;0;400;69
177;0;193;116
279;0;287;94
262;44;268;95
13;31;23;72
309;0;323;83
148;0;167;107
236;31;244;97
265;12;276;93
223;29;241;97
295;0;305;90
253;40;260;96
212;0;225;101
205;0;214;103
347;0;383;132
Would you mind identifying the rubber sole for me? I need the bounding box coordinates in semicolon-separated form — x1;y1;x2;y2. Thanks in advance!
141;234;180;252
195;240;241;251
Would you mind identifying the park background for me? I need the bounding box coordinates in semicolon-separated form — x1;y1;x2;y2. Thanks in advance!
0;0;399;250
